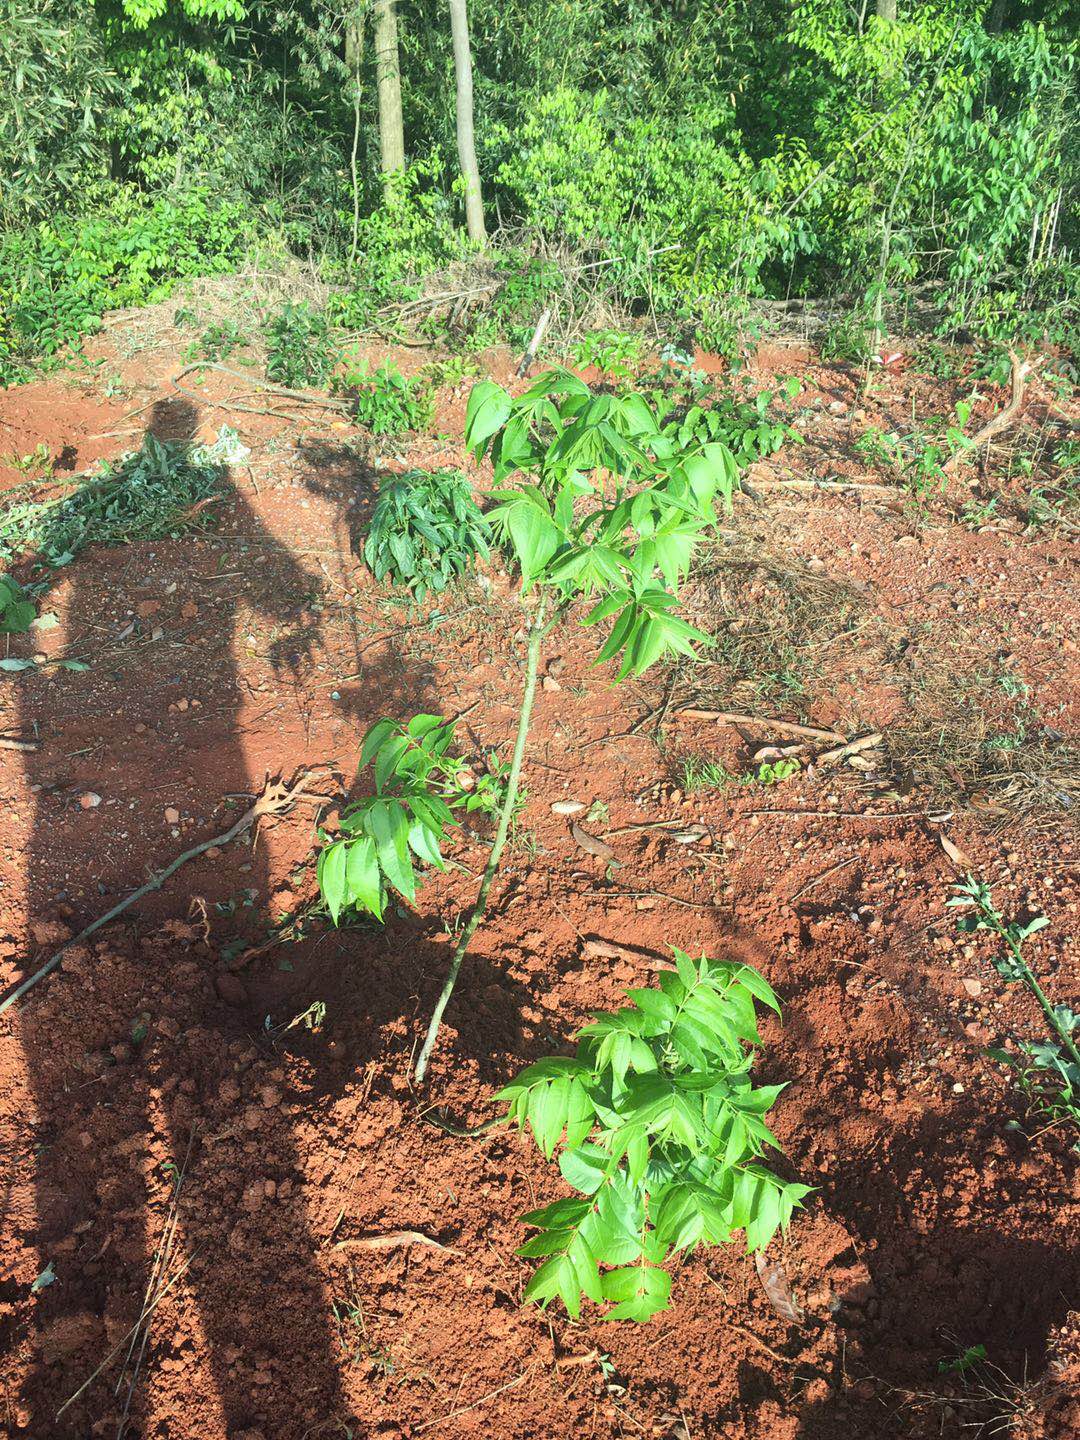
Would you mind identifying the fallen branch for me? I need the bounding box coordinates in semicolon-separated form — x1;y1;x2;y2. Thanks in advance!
751;476;898;496
676;709;845;744
0;735;38;752
171;363;353;417
813;732;883;766
332;1230;459;1256
0;772;319;1016
944;350;1039;472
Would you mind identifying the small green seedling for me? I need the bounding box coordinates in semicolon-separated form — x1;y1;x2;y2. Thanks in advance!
336;359;434;435
498;951;809;1321
265;302;333;388
4;442;52;476
187;319;246;362
0;574;36;633
666;379;802;469
364;470;489;599
938;1343;987;1376
571;329;645;381
949;876;1080;1143
318;713;498;924
680;756;800;792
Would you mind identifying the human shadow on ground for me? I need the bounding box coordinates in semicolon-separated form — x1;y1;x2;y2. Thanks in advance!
4;396;450;1438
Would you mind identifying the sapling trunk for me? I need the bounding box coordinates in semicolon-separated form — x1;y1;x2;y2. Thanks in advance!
413;602;547;1083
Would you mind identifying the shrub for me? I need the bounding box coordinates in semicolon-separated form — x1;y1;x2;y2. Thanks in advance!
364;469;489;600
0;574;36;633
0;189;249;383
264;302;334;389
498;952;809;1320
338;360;435;435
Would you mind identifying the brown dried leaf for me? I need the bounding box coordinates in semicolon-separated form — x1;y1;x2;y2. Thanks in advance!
755;1252;805;1324
937;832;972;871
571;823;619;866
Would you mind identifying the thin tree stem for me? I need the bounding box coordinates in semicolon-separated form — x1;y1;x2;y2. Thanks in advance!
1006;934;1080;1072
413;603;546;1083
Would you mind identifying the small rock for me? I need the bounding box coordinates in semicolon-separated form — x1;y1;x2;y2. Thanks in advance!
541;675;561;692
962;977;982;998
164;807;180;825
79;792;102;810
181;601;198;620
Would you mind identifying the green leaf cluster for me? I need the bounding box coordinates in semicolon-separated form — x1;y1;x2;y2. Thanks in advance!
337;360;436;437
264;302;333;389
666;382;803;470
498;952;810;1322
364;470;490;601
464;369;737;678
318;713;509;925
0;574;35;633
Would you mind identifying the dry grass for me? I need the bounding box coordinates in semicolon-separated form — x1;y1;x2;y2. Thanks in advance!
679;536;871;712
887;642;1080;828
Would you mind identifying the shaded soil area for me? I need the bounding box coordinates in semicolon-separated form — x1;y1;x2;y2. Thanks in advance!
0;304;1077;1440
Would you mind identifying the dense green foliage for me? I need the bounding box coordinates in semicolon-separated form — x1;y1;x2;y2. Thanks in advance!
1;2;1075;374
363;469;490;598
338;360;436;434
499;952;810;1320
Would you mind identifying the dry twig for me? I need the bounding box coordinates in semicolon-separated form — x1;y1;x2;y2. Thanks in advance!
0;771;320;1016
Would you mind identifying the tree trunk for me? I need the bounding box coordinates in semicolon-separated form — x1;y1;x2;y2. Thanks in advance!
876;0;897;19
373;0;405;174
449;0;487;244
985;0;1007;32
345;9;364;266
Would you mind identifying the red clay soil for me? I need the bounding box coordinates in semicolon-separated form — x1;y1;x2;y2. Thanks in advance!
0;312;1077;1440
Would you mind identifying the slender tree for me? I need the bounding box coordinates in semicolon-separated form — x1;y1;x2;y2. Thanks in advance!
449;0;486;243
876;0;897;18
373;0;405;174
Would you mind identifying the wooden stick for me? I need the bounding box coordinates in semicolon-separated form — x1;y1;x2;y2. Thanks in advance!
0;735;38;751
515;307;552;377
814;732;883;766
944;350;1039;472
170;363;353;416
676;709;846;744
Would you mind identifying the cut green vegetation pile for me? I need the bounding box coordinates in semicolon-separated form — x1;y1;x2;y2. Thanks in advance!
0;428;245;569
